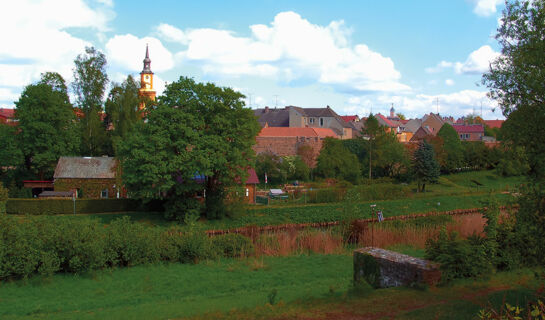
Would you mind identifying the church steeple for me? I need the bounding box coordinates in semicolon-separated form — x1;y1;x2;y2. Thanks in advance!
142;44;152;74
139;45;156;111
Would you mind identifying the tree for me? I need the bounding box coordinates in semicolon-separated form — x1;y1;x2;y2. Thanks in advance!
413;141;440;192
255;152;286;185
482;0;545;265
105;75;143;150
0;123;23;172
436;123;463;173
396;113;406;120
482;0;545;180
117;77;261;220
361;114;381;179
72;46;110;156
15;73;80;179
316;137;361;183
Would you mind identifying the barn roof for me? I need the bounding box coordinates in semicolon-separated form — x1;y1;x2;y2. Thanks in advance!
54;157;117;179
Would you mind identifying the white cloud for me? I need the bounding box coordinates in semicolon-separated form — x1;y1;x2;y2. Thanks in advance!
445;79;455;86
156;23;188;44
163;11;409;94
425;61;453;74
367;90;500;119
426;45;500;76
472;0;503;17
0;0;114;103
454;45;500;74
106;34;175;72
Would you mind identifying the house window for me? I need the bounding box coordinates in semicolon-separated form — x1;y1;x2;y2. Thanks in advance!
101;189;108;198
309;118;315;124
246;188;249;197
319;118;324;126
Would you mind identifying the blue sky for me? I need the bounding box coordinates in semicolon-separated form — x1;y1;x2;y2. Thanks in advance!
0;0;506;119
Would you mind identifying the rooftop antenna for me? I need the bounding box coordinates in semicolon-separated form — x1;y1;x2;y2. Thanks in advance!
436;97;439;114
248;93;253;108
273;94;279;108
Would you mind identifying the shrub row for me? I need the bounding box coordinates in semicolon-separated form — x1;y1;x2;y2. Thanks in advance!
6;198;147;215
0;215;253;280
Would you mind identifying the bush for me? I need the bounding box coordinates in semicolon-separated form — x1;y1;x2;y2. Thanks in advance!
0;183;7;214
307;188;346;204
212;233;254;258
425;228;493;282
6;198;142;215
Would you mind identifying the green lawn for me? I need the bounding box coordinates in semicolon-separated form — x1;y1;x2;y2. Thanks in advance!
0;255;353;320
1;253;540;320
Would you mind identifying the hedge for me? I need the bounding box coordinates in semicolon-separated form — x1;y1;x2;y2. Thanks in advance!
0;215;253;280
6;198;142;215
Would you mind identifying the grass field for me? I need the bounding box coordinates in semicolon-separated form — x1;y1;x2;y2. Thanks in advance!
35;171;522;231
0;253;541;320
0;255;353;320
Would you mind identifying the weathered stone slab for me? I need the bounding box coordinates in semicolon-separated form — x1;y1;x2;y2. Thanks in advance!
354;247;441;288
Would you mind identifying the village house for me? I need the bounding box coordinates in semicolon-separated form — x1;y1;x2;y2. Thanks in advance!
253;126;338;167
453;124;485;141
0;108;16;125
254;105;355;139
53;156;125;199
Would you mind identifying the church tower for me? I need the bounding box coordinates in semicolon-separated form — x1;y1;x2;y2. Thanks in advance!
139;45;156;110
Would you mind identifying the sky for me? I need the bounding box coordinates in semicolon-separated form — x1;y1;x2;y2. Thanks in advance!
0;0;507;119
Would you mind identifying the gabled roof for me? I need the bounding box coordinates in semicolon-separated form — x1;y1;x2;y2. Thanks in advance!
340;115;359;122
483;120;504;129
245;168;259;184
258;127;338;138
54;157;117;179
409;126;432;142
254;107;290;127
452;124;484;133
0;108;15;119
376;113;397;128
404;119;422;133
289;106;351;128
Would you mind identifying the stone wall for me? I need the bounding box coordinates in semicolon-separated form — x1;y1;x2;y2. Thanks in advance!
354;247;441;288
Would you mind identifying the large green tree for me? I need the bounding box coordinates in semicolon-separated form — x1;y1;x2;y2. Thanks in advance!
15;73;80;179
361;114;381;179
72;46;110;156
105;75;143;150
316;137;361;184
412;141;440;192
436;123;463;173
482;0;545;265
117;77;261;220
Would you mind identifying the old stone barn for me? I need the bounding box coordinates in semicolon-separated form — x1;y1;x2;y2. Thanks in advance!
53;157;125;198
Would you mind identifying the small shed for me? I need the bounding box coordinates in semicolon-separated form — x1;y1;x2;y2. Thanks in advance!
53;157;124;199
245;168;259;204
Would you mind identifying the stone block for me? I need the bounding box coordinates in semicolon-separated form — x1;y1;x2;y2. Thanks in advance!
354;247;440;288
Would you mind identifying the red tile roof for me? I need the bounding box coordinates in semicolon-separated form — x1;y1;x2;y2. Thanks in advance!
376;113;396;127
452;124;484;133
340;115;359;122
0;108;15;119
245;168;259;184
258;127;338;138
483;120;504;129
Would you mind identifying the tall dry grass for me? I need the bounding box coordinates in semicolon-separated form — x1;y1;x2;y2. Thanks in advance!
357;213;487;249
253;229;344;257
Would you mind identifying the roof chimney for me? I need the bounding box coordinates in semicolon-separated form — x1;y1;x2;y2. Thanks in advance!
264;106;269;113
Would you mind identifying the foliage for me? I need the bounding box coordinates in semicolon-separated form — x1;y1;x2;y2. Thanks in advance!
211;233;255;258
425;229;493;282
316;137;361;183
0;183;7;214
105;75;143;146
361;114;381;179
413;141;440;192
0;214;256;280
72;46;110;156
478;299;545;319
6;198;141;215
14;72;80;179
281;155;310;182
495;144;530;176
0;124;23;172
118;77;261;221
436;123;464;173
255;152;287;185
482;0;545;180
